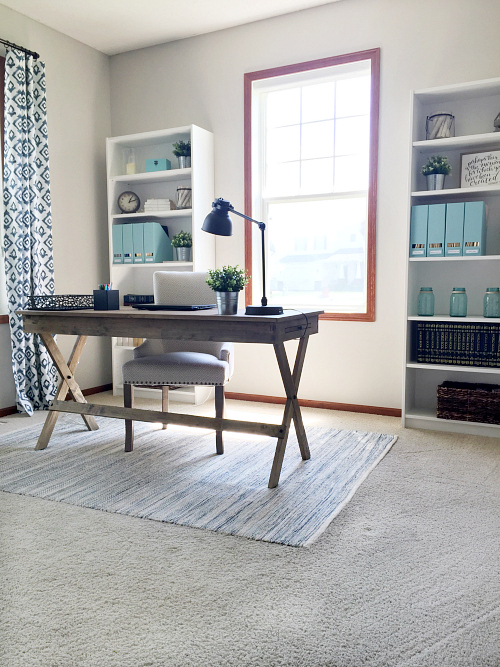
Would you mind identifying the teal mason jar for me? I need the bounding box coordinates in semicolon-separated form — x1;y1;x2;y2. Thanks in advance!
483;287;500;318
417;287;434;316
450;287;467;317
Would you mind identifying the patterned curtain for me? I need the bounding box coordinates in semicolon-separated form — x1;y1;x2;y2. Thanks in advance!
3;47;57;414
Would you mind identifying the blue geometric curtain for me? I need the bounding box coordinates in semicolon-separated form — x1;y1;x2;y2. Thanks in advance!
3;47;57;414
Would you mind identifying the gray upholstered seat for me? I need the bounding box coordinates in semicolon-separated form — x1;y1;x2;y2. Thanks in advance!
122;271;234;454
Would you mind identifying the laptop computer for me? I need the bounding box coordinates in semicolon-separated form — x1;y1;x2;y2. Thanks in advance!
131;304;216;311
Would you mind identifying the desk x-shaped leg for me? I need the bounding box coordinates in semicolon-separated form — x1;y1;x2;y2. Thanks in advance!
35;334;99;450
268;334;310;488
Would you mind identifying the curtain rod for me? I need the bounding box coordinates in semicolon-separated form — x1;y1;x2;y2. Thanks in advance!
0;38;39;60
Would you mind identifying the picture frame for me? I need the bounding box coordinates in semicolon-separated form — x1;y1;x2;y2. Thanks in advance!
460;150;500;188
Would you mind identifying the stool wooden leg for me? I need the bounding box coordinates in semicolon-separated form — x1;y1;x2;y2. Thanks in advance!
161;386;169;429
215;385;225;455
124;383;134;452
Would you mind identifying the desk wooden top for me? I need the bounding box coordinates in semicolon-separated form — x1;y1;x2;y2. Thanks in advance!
21;307;323;344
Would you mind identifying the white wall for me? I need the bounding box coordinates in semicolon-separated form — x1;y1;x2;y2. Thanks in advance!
109;0;500;409
0;5;112;409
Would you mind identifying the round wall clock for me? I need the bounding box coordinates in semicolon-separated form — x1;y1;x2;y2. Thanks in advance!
117;191;140;214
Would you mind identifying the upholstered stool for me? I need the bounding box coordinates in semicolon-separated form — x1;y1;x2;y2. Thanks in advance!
122;271;234;454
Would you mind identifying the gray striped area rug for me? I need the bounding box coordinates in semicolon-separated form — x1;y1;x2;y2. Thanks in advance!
0;416;396;547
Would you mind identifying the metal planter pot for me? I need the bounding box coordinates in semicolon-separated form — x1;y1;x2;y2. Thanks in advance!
178;156;191;169
426;173;446;190
215;291;239;315
175;247;191;262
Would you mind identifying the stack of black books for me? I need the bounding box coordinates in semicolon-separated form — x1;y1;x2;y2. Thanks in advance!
415;321;500;367
123;294;154;306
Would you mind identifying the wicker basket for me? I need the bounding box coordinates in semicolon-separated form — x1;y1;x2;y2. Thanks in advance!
437;381;500;424
25;295;94;311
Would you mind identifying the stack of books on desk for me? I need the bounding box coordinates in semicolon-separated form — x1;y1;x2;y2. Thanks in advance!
415;321;500;366
144;198;175;212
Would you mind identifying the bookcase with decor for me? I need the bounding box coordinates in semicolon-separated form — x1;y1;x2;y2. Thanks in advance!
106;125;215;404
404;77;500;436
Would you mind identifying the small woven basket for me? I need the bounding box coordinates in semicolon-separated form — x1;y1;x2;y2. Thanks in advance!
437;381;500;424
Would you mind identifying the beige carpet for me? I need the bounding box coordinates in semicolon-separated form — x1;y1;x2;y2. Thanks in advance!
1;393;499;666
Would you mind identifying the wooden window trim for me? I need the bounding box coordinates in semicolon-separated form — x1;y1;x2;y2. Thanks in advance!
243;48;380;322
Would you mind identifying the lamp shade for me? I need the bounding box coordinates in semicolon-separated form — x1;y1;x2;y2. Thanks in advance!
202;199;233;236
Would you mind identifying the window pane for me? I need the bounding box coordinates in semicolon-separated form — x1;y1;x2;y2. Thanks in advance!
266;125;300;164
335;75;371;118
334;154;369;192
335;115;370;156
266;88;300;127
267;198;367;312
265;161;300;196
301;120;334;159
302;82;335;123
301;158;334;194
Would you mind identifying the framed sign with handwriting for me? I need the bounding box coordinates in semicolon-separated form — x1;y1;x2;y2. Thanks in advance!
461;150;500;188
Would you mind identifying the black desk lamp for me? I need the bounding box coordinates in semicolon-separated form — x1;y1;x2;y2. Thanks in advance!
202;198;283;315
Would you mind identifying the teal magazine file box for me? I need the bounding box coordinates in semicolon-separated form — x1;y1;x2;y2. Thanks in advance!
463;201;486;256
445;202;465;256
427;203;446;257
409;205;428;257
122;224;134;264
143;222;174;263
112;224;123;264
132;223;145;263
145;158;171;172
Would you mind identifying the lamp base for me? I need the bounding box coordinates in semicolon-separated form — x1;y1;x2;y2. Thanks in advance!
245;304;284;316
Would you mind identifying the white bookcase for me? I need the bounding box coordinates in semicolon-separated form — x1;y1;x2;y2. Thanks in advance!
106;125;215;404
404;77;500;436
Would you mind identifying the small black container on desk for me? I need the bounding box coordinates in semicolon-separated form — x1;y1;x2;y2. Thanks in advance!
93;290;119;310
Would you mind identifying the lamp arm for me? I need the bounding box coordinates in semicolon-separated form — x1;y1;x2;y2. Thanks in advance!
228;208;267;306
225;207;265;231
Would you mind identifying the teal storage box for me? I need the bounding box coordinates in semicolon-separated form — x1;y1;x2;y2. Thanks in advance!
132;223;145;263
122;224;133;264
445;202;465;256
427;203;446;257
145;158;171;172
112;224;123;264
409;205;428;257
143;222;174;263
463;201;486;256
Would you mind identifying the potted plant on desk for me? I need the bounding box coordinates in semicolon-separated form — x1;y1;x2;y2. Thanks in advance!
206;265;250;315
171;231;192;262
172;140;191;169
421;155;451;190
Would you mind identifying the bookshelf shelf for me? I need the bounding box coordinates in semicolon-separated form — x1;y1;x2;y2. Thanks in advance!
403;77;500;436
409;254;500;262
407;362;500;374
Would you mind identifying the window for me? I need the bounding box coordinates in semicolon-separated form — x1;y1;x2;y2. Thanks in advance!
244;49;380;321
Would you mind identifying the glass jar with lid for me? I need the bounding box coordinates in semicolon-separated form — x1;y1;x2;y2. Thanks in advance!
450;287;467;317
483;287;500;318
417;287;434;316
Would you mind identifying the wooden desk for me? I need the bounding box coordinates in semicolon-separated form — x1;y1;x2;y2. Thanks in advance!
21;307;322;487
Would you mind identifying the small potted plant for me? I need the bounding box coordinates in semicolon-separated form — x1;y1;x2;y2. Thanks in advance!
421;155;452;190
206;265;250;314
171;230;192;262
172;140;191;169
